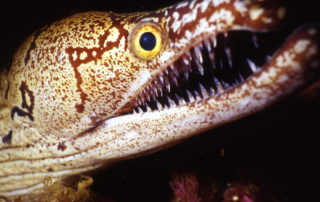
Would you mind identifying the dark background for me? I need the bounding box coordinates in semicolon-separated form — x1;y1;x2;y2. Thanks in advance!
0;0;319;201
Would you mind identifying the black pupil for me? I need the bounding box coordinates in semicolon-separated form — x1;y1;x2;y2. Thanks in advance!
139;32;156;51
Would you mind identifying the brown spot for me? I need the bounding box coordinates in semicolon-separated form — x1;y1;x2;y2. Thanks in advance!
65;19;129;113
57;142;67;151
75;104;85;113
2;130;12;144
73;120;104;139
11;107;34;121
20;81;35;113
25;26;48;65
4;82;10;99
47;167;54;172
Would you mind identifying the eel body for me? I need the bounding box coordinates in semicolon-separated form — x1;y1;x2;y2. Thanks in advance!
0;0;319;198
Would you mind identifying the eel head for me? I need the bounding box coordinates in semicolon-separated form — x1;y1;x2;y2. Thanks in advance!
1;0;320;198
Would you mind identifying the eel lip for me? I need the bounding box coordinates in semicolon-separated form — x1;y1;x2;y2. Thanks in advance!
118;24;320;116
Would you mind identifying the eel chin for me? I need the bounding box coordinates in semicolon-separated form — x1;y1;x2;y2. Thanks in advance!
128;24;320;114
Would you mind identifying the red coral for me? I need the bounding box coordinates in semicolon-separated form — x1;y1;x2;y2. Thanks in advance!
170;173;201;202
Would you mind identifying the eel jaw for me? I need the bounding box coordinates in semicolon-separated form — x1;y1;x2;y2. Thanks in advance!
130;31;276;114
104;24;320;155
125;25;320;117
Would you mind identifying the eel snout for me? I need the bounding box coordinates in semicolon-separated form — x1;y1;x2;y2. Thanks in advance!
128;23;320;115
93;23;320;164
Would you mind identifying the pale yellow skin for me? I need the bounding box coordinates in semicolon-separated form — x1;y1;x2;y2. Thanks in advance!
0;0;320;199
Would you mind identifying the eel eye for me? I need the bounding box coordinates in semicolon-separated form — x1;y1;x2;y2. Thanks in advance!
130;22;165;60
139;32;156;51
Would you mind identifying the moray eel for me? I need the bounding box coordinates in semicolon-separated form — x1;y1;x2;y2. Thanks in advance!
0;0;319;198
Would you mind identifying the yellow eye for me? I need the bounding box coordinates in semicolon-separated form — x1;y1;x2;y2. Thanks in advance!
130;22;166;60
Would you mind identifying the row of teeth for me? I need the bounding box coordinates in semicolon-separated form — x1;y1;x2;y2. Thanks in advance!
132;33;261;113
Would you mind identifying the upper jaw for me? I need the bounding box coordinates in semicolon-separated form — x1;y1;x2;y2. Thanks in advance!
100;0;320;151
116;0;288;116
106;23;320;144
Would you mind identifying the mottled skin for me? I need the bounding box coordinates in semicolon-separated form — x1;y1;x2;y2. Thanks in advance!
0;0;319;199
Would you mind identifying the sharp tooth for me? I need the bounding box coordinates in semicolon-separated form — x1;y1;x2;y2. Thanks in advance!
164;103;169;109
145;85;150;93
209;87;215;95
184;71;189;81
221;80;229;89
198;63;204;75
213;77;224;93
167;97;175;107
193;90;201;100
182;55;192;73
246;58;258;73
194;46;203;64
142;86;148;97
144;89;151;102
155;78;163;97
137;98;142;106
238;73;244;83
158;87;163;97
147;95;151;102
210;35;217;48
151;80;158;97
169;65;179;78
139;93;145;106
151;93;157;102
205;39;215;64
182;56;190;65
204;39;212;53
193;47;205;75
223;33;233;68
174;94;182;105
225;48;232;68
152;84;159;98
199;83;208;98
137;107;144;113
146;105;152;112
186;89;194;102
180;98;186;105
166;84;171;93
216;83;224;93
252;33;259;48
209;52;215;70
156;100;163;110
164;76;171;92
159;74;164;85
171;75;178;87
164;69;169;76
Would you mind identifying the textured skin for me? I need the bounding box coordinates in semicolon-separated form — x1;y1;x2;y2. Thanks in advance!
0;0;319;198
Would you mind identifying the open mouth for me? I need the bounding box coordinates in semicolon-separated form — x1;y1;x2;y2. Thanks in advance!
130;29;288;113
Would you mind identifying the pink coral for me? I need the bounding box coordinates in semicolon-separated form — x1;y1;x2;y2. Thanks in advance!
170;173;201;202
223;183;258;202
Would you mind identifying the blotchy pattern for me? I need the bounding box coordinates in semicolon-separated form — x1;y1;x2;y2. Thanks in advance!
0;0;319;199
